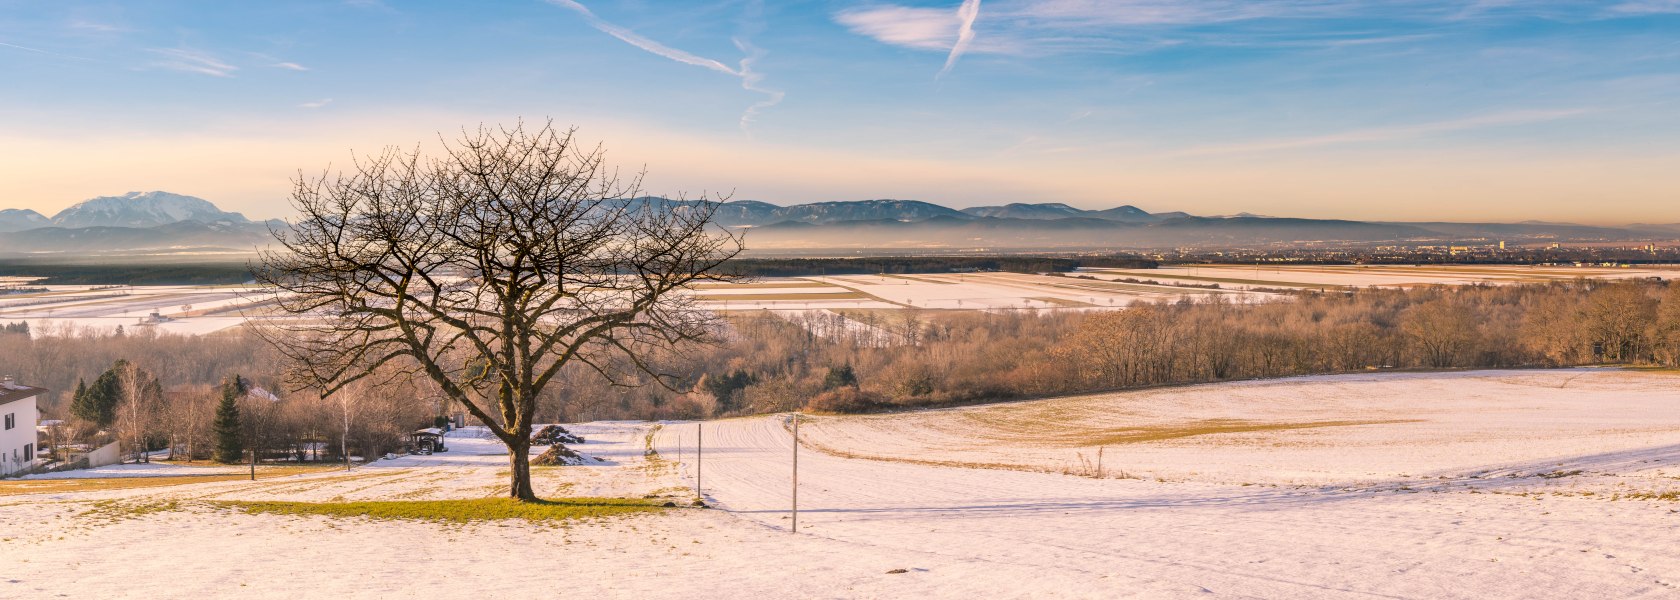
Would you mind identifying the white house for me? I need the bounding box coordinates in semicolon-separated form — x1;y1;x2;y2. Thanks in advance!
0;377;45;477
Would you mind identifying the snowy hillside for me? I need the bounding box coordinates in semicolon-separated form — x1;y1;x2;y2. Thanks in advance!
50;191;250;228
7;370;1680;598
0;208;50;232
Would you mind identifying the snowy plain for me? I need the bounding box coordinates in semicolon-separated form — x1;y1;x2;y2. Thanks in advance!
4;369;1680;599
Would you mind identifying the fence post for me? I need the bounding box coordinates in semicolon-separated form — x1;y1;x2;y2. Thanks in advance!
792;414;799;534
1097;446;1104;479
696;422;703;501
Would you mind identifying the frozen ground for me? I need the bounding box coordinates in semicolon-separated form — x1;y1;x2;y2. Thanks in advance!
1090;264;1680;291
18;461;252;479
0;284;272;336
5;370;1680;598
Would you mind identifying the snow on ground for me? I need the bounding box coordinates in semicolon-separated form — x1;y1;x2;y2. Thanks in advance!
1090;264;1680;290
6;369;1680;598
791;369;1680;486
0;285;273;336
19;461;252;479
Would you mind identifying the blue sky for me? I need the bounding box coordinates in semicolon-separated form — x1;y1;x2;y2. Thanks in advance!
2;1;1678;223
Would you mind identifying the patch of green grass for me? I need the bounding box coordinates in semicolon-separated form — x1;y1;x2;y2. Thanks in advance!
79;499;182;524
217;497;664;523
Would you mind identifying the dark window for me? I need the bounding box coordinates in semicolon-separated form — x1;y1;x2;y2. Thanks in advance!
3;413;12;430
22;443;31;461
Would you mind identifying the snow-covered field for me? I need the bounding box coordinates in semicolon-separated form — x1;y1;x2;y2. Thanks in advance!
1091;263;1680;291
5;369;1680;598
0;284;271;335
691;272;1269;312
18;461;252;479
5;265;1670;336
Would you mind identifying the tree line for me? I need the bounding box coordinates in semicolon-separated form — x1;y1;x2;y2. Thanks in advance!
2;326;434;465
521;278;1680;418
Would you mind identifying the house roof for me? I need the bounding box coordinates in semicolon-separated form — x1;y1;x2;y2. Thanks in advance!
0;380;46;408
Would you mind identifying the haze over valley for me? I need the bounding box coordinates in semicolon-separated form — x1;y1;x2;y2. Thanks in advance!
4;192;1677;256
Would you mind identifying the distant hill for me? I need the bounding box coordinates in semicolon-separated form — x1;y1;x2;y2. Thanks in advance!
961;203;1170;223
0;221;274;254
50;191;250;229
0;209;50;233
621;197;965;227
962;203;1089;220
2;192;1676;255
0;191;271;254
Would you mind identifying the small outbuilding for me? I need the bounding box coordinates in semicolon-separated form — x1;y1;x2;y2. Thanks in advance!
409;428;447;454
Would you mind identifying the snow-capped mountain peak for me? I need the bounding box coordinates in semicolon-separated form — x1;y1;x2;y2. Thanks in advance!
49;191;251;229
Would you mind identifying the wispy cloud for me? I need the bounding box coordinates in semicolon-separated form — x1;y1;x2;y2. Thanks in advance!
836;6;978;52
546;0;783;130
299;98;333;109
939;0;983;78
837;1;1633;58
148;47;237;77
67;19;128;34
546;0;738;76
1172;108;1591;157
1608;0;1680;15
273;61;310;71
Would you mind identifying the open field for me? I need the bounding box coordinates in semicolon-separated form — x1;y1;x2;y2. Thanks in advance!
5;265;1674;336
690;271;1272;312
1091;263;1680;291
7;369;1680;598
0;284;272;335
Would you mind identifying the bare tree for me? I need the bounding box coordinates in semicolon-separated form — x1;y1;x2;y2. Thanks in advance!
1400;296;1477;368
114;360;161;463
1583;283;1658;362
256;121;742;500
1655;284;1680;366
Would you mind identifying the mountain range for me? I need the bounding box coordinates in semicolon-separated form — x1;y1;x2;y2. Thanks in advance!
0;192;275;254
0;192;1675;255
0;191;253;231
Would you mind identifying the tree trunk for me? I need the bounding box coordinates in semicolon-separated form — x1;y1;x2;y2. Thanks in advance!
508;436;536;501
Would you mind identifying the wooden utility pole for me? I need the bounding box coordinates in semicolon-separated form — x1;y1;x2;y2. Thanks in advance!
792;414;799;534
249;448;256;481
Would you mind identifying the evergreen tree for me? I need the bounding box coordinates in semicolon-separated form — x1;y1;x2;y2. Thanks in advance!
70;378;87;411
212;376;246;464
69;364;123;427
822;364;858;390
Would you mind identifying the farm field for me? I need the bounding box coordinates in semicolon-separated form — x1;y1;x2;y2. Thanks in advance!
6;369;1680;599
3;265;1674;336
0;284;272;336
1088;263;1680;291
690;271;1271;312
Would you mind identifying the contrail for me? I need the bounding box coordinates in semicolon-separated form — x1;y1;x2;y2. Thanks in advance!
0;40;94;61
939;0;982;78
735;39;785;132
546;0;740;76
547;0;784;131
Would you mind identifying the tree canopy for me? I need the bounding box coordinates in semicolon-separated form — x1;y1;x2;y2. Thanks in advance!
257;121;742;500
